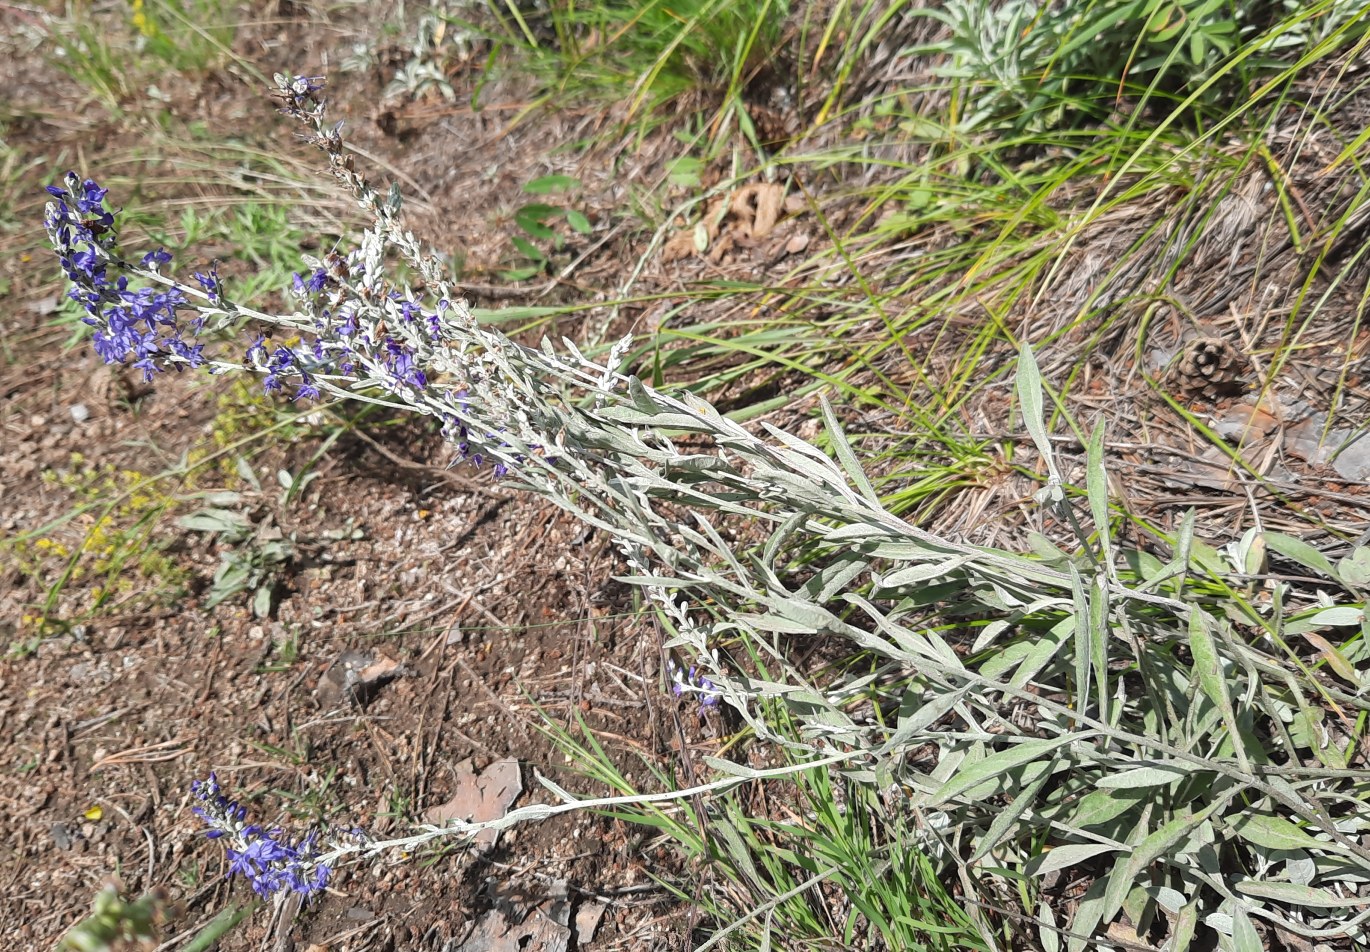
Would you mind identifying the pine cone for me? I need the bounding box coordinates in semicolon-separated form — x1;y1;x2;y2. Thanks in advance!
1174;336;1249;399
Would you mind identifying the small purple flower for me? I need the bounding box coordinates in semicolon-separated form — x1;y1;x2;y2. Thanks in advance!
141;247;173;270
193;261;224;306
245;334;269;365
294;373;320;402
384;341;427;391
668;660;721;711
276;73;327;117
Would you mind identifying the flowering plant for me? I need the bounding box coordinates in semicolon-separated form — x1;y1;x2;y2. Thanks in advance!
45;74;1370;946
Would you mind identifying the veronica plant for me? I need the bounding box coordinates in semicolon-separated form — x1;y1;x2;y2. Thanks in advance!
45;75;1370;948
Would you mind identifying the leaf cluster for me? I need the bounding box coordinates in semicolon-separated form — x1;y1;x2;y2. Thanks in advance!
912;0;1370;133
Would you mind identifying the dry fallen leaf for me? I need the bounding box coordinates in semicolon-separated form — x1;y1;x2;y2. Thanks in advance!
1211;394;1283;443
458;904;569;952
574;902;606;944
357;655;401;685
456;881;580;952
661;183;795;263
1300;630;1359;685
661;228;697;262
729;182;785;238
423;758;523;849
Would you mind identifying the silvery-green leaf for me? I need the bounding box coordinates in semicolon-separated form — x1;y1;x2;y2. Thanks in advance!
1066;877;1110;952
970;767;1054;863
971;618;1012;653
1229;907;1260;952
1102;805;1223;926
1204;911;1233;935
1154;886;1188;914
1089;574;1109;720
822;523;901;542
234;456;260;490
1285;852;1316;885
808;556;870;603
924;736;1077;809
930;744;971;786
1037;901;1060;952
1236;880;1370;907
177;509;250;533
1086;419;1110;563
757;421;839;465
820;394;881;504
1009;615;1073;688
252;585;273;619
1095;763;1188;790
880;556;975;588
1066;788;1144;829
1231;813;1330;852
878;686;970;756
1264;531;1338;581
1337;546;1370;588
979;640;1038;681
1070;564;1091;719
1171;899;1200;952
627;375;660;413
1015;343;1063;491
598;406;706;429
735;612;818;635
1026;842;1122;877
1284;605;1365;635
1188;612;1249;772
1231;526;1265;576
762;511;809;568
1028;531;1071;567
1122;882;1151;933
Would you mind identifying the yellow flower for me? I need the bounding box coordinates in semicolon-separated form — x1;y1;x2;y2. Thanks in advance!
131;0;162;39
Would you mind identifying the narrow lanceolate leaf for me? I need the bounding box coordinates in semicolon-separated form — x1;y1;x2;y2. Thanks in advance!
1063;788;1143;830
1094;763;1188;790
1170;899;1200;952
1284;605;1366;635
878;686;971;756
1299;630;1359;685
819;394;881;505
924;736;1079;809
1231;907;1261;952
1089;575;1110;722
1016;343;1064;501
1086;419;1111;565
969;767;1055;863
1187;611;1250;772
1070;564;1091;721
1231;812;1335;853
1066;877;1111;952
1237;880;1370;907
1026;842;1122;877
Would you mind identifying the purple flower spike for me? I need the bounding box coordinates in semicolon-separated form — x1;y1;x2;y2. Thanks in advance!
190;774;364;900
